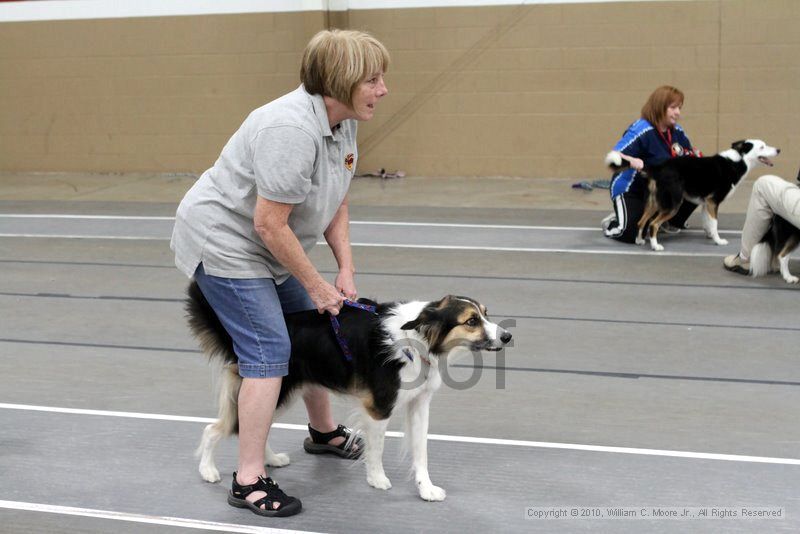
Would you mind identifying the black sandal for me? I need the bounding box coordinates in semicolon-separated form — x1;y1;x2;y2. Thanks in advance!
303;424;364;459
227;473;302;517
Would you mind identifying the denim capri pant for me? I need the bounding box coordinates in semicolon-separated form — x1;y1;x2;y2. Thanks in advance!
193;263;315;378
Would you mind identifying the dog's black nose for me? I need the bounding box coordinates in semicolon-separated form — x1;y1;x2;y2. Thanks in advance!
500;331;512;344
777;148;781;154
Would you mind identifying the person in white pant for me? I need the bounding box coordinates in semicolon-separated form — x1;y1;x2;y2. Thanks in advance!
723;174;800;274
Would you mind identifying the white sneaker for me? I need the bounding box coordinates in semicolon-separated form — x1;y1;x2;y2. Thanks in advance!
600;213;616;231
723;254;750;275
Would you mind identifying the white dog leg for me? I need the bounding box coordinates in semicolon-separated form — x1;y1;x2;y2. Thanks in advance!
702;206;728;245
197;423;223;483
635;227;646;246
649;235;664;252
707;217;728;245
406;395;445;501
363;417;392;490
779;255;799;284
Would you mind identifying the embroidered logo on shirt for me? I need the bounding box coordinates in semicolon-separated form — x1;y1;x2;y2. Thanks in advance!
345;153;354;171
671;143;685;157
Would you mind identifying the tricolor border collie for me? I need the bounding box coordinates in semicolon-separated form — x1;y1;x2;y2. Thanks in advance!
750;170;800;284
606;139;780;251
187;284;512;501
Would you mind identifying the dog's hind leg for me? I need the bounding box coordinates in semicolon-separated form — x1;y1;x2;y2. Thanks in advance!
264;442;290;467
647;208;680;252
265;405;291;467
778;255;798;284
702;199;728;245
197;365;241;483
637;191;660;246
197;422;225;483
635;219;648;246
405;393;445;501
778;236;800;283
771;254;781;273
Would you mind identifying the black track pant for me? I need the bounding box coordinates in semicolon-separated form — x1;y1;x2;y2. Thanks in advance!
604;180;698;244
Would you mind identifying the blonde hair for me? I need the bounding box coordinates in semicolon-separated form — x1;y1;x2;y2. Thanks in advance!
301;29;390;107
641;85;684;129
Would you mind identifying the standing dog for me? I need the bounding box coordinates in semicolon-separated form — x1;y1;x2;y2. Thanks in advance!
606;139;780;251
750;170;800;284
188;285;512;501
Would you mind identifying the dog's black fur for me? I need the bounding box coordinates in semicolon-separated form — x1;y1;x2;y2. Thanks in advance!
607;139;779;251
188;281;402;420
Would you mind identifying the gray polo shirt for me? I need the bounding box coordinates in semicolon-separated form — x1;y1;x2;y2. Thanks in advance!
171;85;357;282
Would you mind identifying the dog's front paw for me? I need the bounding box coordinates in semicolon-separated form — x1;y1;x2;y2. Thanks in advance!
714;238;729;246
367;472;392;490
635;237;645;245
785;275;799;284
266;452;290;467
651;243;664;252
199;464;221;483
418;483;446;501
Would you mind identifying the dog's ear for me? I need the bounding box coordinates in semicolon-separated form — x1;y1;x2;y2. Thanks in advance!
400;317;421;331
401;308;434;331
438;295;456;308
731;140;752;154
400;303;442;332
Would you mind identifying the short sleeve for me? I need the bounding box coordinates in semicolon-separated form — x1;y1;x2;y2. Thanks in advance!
252;126;317;204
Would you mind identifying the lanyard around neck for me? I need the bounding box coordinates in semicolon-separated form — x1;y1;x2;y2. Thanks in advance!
657;127;676;157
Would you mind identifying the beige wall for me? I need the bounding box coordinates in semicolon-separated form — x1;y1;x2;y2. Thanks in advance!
1;1;798;179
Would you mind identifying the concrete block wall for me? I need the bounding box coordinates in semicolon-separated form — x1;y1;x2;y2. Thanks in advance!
0;1;798;179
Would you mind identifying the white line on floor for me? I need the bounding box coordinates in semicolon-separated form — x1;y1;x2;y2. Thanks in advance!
0;214;743;234
0;500;319;534
0;235;733;258
347;242;731;258
0;214;175;220
0;233;169;240
0;236;732;257
356;220;741;236
2;402;798;466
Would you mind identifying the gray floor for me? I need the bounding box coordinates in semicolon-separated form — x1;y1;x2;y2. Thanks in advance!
1;201;799;533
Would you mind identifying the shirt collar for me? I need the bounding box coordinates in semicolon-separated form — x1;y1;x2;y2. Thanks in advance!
302;85;334;138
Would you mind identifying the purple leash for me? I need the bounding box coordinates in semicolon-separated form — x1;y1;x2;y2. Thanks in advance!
329;299;377;362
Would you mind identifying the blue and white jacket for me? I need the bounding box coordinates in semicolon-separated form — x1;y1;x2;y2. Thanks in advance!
609;119;699;199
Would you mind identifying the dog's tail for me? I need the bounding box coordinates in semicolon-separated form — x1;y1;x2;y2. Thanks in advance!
605;151;629;171
187;281;241;438
605;151;650;179
186;281;237;365
750;241;773;278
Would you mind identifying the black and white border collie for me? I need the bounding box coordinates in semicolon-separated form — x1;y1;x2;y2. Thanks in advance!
750;171;800;284
606;139;780;251
187;284;512;501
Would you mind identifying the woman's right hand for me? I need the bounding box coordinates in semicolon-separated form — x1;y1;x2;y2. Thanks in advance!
308;279;345;315
627;157;644;170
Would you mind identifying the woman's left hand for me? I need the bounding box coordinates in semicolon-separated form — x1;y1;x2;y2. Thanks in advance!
335;269;357;300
